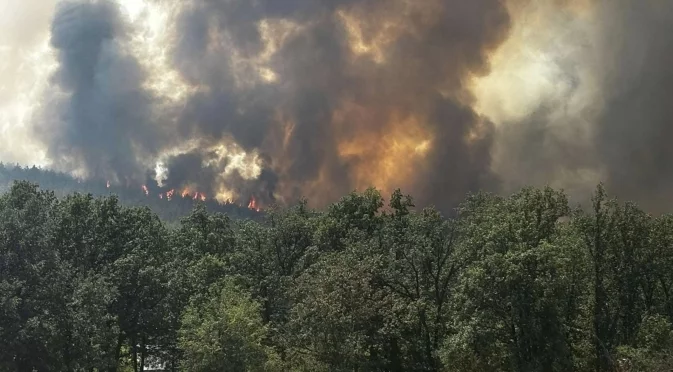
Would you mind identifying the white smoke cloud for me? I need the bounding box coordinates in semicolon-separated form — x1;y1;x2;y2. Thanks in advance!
0;0;59;166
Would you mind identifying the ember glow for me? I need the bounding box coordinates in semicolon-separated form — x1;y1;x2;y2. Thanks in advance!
3;0;673;212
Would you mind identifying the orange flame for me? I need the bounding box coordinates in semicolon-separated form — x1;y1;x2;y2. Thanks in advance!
247;197;261;212
132;184;209;203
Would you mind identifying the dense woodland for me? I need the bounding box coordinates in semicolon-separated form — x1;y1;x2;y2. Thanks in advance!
1;180;673;372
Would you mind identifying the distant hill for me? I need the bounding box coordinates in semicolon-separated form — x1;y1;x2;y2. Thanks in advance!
0;164;263;222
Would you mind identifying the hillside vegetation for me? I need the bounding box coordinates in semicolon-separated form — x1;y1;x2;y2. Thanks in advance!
1;181;672;371
0;164;261;222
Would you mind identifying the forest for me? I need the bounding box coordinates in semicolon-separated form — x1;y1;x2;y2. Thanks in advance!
1;180;673;372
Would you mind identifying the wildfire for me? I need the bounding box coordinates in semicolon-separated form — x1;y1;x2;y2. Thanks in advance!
106;180;252;209
175;188;208;202
247;196;261;212
106;180;110;188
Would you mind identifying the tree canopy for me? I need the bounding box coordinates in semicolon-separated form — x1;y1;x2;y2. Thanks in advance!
0;180;672;371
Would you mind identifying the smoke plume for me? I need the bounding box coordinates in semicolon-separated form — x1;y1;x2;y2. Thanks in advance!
2;0;672;212
36;1;158;183
29;0;512;210
483;0;673;212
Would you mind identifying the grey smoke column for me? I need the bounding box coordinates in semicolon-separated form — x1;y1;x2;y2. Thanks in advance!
36;0;158;183
592;0;673;212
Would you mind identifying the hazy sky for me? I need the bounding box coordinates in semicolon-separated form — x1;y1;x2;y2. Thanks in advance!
0;0;59;165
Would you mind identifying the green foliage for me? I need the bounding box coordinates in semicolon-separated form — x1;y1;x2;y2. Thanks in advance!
178;279;273;372
441;187;579;372
616;315;673;371
0;180;672;371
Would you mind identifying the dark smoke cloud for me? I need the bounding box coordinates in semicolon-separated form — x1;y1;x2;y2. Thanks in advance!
491;0;673;212
592;0;673;213
496;103;598;188
161;152;219;192
25;0;673;212
35;0;159;183
35;0;512;210
163;0;512;209
159;148;276;203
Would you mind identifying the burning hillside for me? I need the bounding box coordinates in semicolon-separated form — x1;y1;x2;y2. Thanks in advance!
109;180;264;212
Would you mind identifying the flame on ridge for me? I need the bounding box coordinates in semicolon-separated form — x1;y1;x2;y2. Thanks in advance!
247;196;260;212
103;179;260;211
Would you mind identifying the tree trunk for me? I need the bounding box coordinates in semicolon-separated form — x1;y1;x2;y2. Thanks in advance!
140;335;146;372
387;337;403;372
132;335;138;372
110;332;125;372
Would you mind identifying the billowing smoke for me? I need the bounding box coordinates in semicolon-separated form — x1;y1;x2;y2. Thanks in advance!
4;0;673;212
170;0;511;208
30;0;511;210
484;0;673;213
36;1;157;182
